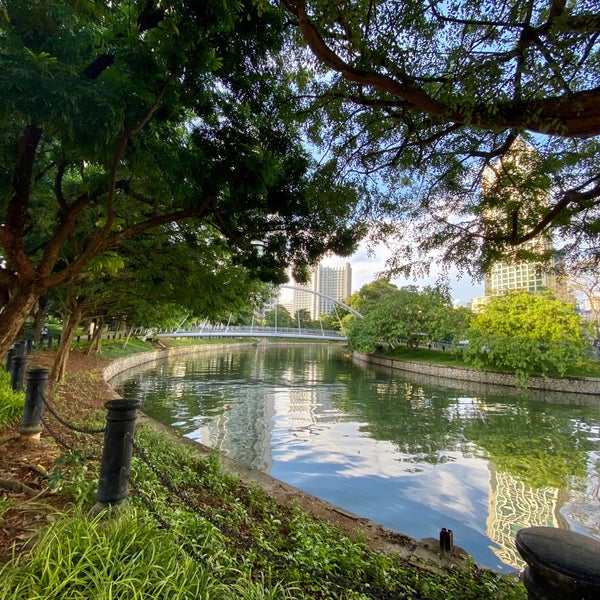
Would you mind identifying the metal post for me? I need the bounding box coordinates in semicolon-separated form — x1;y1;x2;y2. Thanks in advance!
516;527;600;599
5;347;14;372
13;340;25;357
10;355;27;392
94;399;141;512
19;368;50;443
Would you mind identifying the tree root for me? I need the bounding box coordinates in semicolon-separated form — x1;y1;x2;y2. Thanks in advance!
0;478;39;498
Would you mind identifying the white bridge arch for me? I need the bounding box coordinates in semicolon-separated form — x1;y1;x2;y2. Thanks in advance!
156;285;363;341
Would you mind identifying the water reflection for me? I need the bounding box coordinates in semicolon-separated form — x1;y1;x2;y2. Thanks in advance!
113;344;600;573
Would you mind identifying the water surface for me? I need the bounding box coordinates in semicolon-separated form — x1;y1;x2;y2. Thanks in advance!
114;344;600;572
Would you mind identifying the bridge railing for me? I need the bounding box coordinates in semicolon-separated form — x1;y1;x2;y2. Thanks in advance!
155;325;346;340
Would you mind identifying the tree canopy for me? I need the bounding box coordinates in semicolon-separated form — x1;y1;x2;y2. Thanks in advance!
464;291;591;380
0;0;364;359
280;1;600;278
346;285;466;353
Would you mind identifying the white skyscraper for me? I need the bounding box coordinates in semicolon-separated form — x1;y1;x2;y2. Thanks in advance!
293;262;352;319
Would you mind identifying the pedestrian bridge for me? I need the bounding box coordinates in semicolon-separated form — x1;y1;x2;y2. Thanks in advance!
157;325;347;341
155;285;363;342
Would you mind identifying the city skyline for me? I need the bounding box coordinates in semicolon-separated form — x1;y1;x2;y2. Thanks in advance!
313;241;484;307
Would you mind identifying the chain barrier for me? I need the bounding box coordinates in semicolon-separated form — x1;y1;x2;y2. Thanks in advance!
131;441;415;600
128;478;209;566
40;414;101;461
43;397;106;435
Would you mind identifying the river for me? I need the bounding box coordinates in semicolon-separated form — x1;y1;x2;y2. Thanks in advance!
113;343;600;573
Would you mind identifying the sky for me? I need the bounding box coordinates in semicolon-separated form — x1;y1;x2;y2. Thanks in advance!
306;241;485;306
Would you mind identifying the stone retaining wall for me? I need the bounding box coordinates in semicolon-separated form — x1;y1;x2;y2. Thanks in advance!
103;342;250;386
353;352;600;400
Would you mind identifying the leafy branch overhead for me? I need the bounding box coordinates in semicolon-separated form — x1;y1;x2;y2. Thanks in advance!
281;0;600;277
0;0;364;360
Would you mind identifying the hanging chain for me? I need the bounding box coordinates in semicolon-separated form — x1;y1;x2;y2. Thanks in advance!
43;397;106;435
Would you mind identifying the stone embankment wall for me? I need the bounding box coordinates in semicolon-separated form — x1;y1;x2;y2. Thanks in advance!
353;352;600;398
103;342;249;386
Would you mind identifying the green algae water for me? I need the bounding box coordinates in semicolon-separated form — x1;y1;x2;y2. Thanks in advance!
114;344;600;573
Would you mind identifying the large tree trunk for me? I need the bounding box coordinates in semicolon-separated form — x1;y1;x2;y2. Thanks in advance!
0;288;40;361
32;296;48;345
122;324;135;347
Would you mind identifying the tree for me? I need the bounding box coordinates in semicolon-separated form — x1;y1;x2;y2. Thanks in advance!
264;304;295;328
464;291;591;380
345;279;398;314
294;307;315;329
0;0;363;360
48;225;270;381
280;1;600;276
346;285;466;353
569;260;600;340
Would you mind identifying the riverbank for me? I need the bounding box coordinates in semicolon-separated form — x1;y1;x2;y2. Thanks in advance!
0;343;527;599
353;351;600;406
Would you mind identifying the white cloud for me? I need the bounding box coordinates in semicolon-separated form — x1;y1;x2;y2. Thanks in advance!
319;241;484;306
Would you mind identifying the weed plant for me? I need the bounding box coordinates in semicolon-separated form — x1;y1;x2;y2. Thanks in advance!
0;370;24;429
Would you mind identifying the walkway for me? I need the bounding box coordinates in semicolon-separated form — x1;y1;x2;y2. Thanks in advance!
157;325;347;341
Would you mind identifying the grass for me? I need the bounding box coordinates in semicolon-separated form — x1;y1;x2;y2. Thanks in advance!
0;370;24;429
385;345;600;378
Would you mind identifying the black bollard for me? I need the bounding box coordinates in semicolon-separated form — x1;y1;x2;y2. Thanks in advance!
94;399;141;512
13;340;25;357
10;355;27;392
47;335;53;349
19;368;50;443
25;339;33;354
5;347;14;372
440;528;454;551
516;526;600;600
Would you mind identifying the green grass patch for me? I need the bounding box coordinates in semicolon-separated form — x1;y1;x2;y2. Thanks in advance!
385;345;600;378
0;370;24;429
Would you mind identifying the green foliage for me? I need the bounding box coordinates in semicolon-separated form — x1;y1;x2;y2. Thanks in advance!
264;305;295;328
48;450;98;503
0;0;365;359
0;508;235;600
347;285;469;353
0;370;24;428
281;1;600;279
464;292;591;381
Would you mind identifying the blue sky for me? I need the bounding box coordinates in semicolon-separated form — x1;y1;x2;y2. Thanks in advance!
320;241;485;306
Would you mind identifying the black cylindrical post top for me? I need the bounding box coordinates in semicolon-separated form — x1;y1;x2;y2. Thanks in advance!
10;355;27;392
516;526;600;600
19;368;50;441
95;399;141;508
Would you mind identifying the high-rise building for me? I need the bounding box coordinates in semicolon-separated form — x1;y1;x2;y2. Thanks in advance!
293;262;352;319
475;138;565;303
